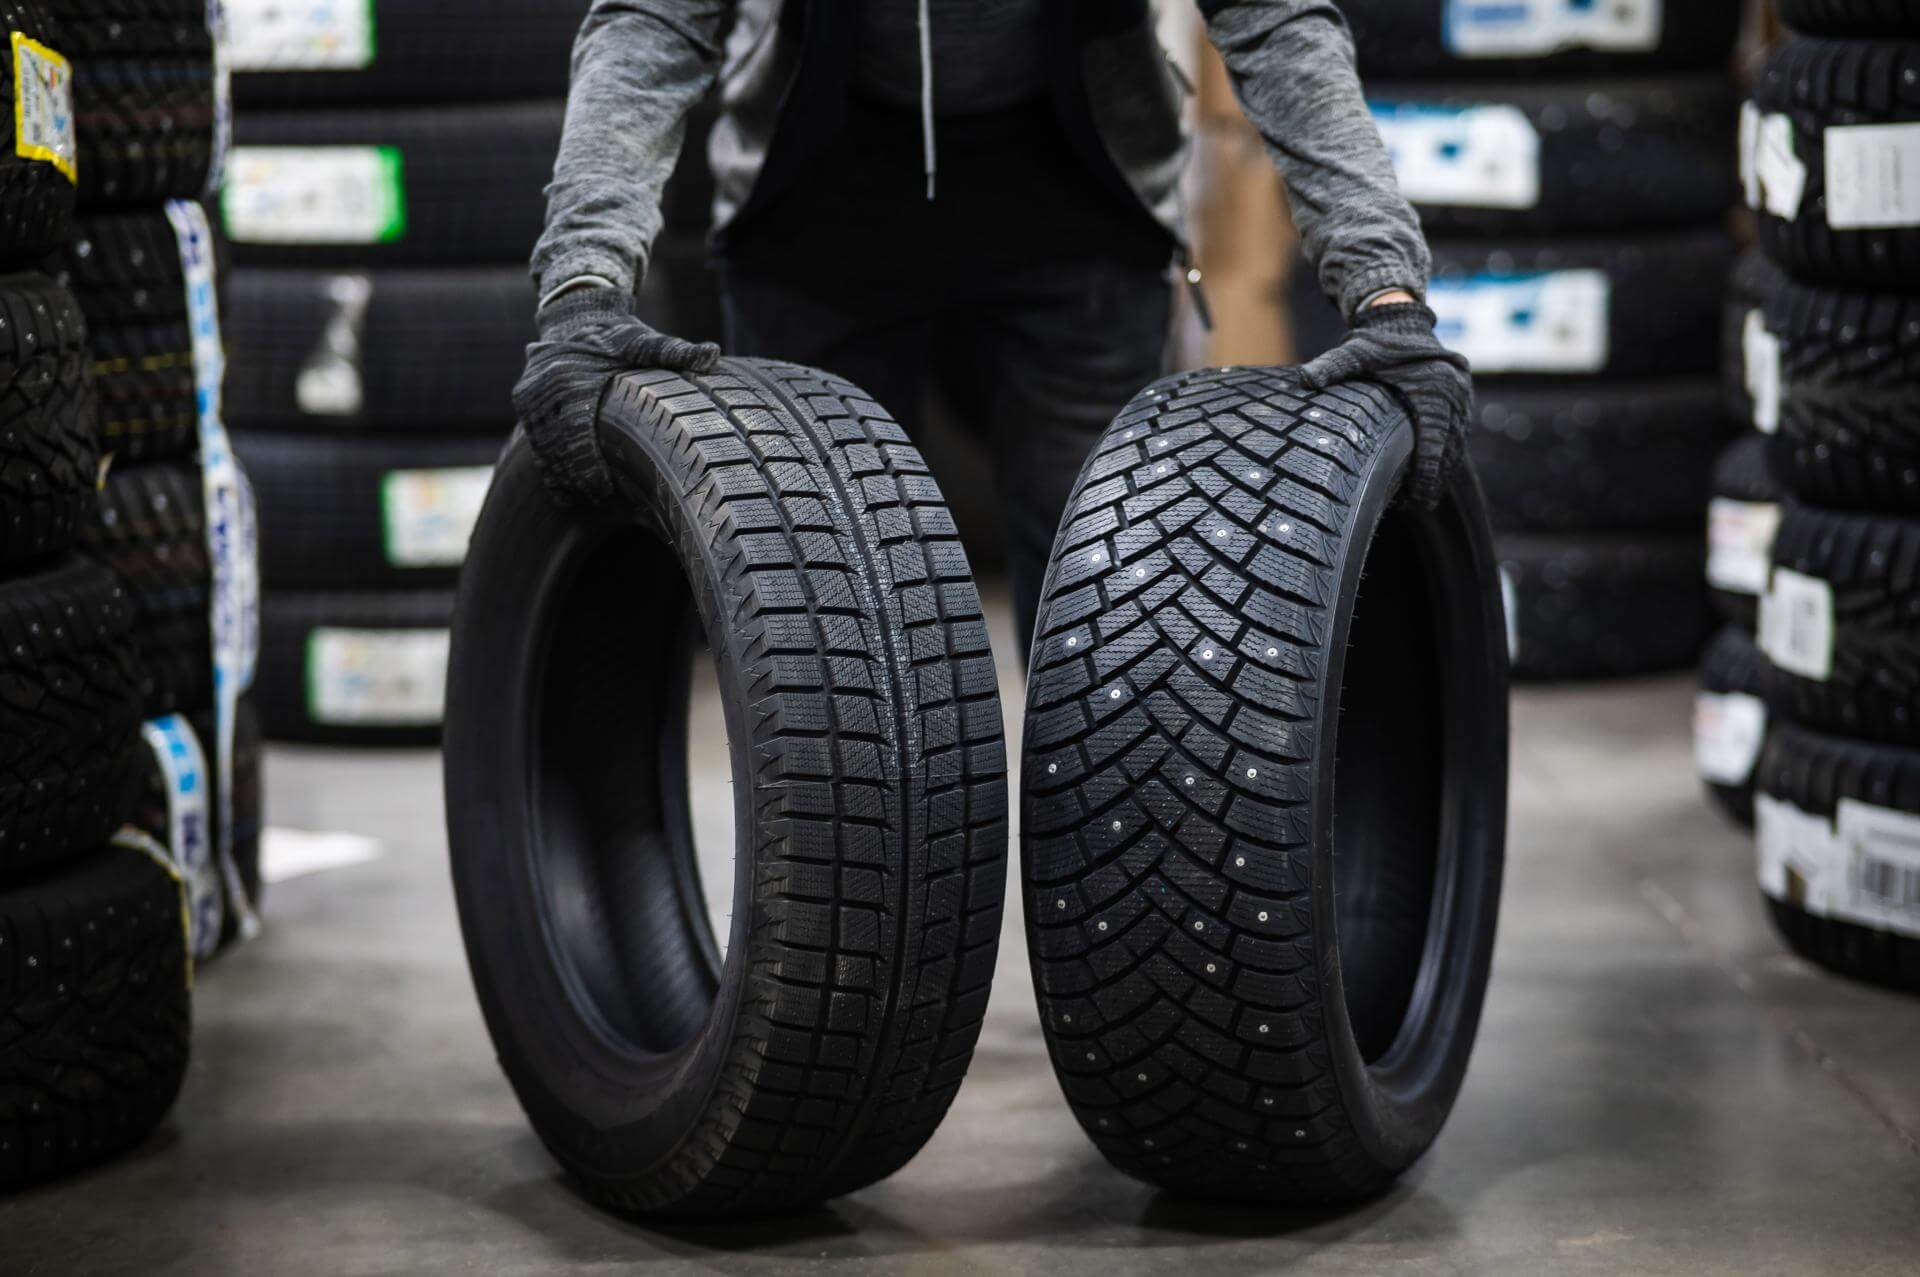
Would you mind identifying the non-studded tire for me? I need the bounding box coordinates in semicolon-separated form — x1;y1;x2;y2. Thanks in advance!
58;0;218;207
0;844;190;1191
1696;626;1769;827
222;103;563;268
1333;0;1741;80
1776;0;1920;40
1469;378;1730;533
0;557;144;877
234;431;498;589
227;0;590;106
1707;434;1782;629
1288;230;1734;381
1761;503;1920;747
1499;532;1710;680
0;273;97;570
1757;723;1920;991
446;359;1008;1216
0;0;78;262
1022;368;1507;1202
82;460;211;716
1369;76;1738;236
222;267;532;432
1740;253;1920;513
256;587;453;746
1749;38;1920;290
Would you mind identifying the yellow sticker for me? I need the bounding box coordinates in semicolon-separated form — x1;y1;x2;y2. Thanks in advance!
12;30;77;183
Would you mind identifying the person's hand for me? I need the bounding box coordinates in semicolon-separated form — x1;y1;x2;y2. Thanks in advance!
511;287;722;505
1297;300;1472;511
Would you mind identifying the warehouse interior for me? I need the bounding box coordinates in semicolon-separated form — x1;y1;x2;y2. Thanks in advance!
3;0;1919;1272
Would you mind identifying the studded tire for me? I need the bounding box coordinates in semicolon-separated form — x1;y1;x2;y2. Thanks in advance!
1022;367;1508;1203
0;273;97;570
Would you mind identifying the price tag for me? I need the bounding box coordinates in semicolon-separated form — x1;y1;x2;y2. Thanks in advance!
1707;497;1780;598
1824;123;1920;231
1693;691;1766;787
1759;567;1835;682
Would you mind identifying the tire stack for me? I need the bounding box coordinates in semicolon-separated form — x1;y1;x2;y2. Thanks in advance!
1727;4;1920;991
1297;1;1745;678
218;0;588;745
1;0;192;1193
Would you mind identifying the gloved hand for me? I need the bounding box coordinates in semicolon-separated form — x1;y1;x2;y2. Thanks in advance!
1298;301;1472;511
511;287;722;505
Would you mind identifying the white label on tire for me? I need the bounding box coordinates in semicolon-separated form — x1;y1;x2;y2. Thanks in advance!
1759;796;1920;940
1707;498;1780;598
1371;102;1541;210
222;146;406;244
1742;310;1784;435
1759;567;1835;682
1753;111;1808;220
1694;691;1766;787
306;628;448;726
1824;123;1920;231
225;0;375;71
1499;564;1519;665
12;32;76;183
138;715;224;961
295;274;374;416
1442;0;1660;57
1428;270;1609;374
1739;102;1762;211
381;466;493;568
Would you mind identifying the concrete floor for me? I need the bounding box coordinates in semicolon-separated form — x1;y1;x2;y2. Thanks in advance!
4;598;1919;1275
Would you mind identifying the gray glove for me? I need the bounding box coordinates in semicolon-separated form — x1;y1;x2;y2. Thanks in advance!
1298;301;1473;511
511;287;721;505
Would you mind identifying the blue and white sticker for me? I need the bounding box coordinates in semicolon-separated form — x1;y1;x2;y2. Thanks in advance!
224;0;376;71
306;627;449;726
1371;102;1540;210
1444;0;1661;58
166;198;261;944
1428;270;1610;374
138;715;224;960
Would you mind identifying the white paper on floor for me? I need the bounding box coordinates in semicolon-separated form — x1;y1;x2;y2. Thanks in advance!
261;828;384;884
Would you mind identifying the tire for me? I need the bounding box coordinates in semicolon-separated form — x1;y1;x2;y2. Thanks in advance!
1776;0;1920;40
1469;378;1730;534
233;430;499;589
227;0;591;107
62;4;217;207
0;557;144;878
48;209;191;327
1499;532;1710;680
223;102;563;268
0;273;97;570
1370;76;1738;235
1757;722;1920;991
222;266;532;433
1761;503;1920;747
446;360;1008;1216
1333;0;1741;79
1022;369;1508;1202
0;0;78;263
1741;253;1920;514
0;845;190;1191
1697;626;1768;827
82;460;211;716
256;587;453;746
1707;434;1781;629
1723;250;1771;431
1287;230;1735;381
1749;38;1920;290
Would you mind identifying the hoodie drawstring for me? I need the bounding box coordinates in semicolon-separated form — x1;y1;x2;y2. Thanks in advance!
918;0;936;199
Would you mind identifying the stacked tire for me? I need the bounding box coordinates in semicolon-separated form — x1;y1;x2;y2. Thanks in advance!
0;0;192;1192
1727;6;1920;991
1296;1;1745;678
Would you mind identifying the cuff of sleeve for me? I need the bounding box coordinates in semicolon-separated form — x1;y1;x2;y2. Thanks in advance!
537;253;638;312
1342;266;1425;322
538;274;623;313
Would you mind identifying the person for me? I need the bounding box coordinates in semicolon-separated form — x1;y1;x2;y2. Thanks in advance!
515;0;1470;651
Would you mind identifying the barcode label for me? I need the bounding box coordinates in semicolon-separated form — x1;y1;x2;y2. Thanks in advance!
1759;568;1834;682
1838;798;1920;939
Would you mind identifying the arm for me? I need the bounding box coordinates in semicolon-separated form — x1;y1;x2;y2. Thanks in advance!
531;0;731;307
1199;0;1427;320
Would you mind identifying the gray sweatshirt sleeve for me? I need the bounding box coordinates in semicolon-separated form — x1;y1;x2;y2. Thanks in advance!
1201;0;1429;320
530;0;731;308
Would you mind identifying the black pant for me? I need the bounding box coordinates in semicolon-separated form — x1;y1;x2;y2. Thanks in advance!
717;97;1173;655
